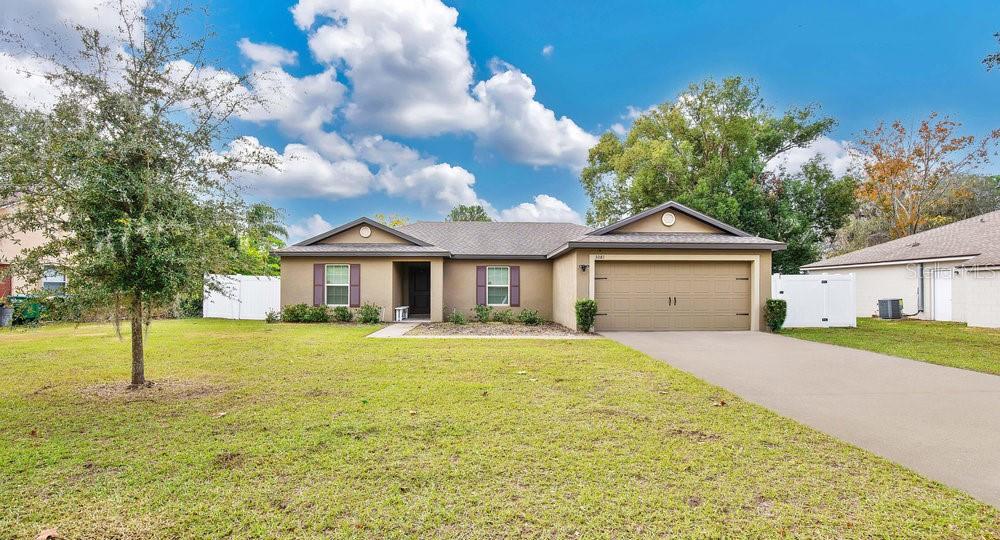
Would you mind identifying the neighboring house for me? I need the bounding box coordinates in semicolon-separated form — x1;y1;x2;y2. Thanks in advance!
801;210;1000;328
272;201;785;331
0;201;64;297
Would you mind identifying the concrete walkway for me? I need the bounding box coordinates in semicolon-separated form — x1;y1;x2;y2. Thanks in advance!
603;331;1000;508
366;323;595;339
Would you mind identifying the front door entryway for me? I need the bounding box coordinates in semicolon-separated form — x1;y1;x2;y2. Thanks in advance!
407;263;431;316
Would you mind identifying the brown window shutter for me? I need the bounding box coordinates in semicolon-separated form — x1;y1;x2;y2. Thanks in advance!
510;266;520;307
476;266;486;305
313;264;325;306
349;264;361;307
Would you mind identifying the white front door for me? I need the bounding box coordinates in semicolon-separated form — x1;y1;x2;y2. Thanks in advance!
933;270;953;321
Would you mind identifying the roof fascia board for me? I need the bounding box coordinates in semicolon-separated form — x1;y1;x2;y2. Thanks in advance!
271;251;451;257
802;255;975;271
294;217;432;247
547;241;786;259
587;201;752;237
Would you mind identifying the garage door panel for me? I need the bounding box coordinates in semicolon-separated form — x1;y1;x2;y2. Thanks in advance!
595;261;751;331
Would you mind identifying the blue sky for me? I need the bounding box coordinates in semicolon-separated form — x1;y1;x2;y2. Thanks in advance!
3;1;999;240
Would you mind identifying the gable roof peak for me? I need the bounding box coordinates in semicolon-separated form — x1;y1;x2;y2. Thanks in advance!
587;200;752;237
294;216;432;247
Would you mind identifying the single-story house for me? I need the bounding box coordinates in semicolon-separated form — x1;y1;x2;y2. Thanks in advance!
801;210;1000;328
272;201;785;331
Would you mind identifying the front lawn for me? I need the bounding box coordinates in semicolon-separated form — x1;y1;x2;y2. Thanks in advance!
2;320;997;538
783;318;1000;376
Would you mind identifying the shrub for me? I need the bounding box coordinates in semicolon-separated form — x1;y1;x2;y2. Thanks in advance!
332;306;353;322
492;309;515;324
280;303;310;323
302;305;331;323
264;309;281;324
356;303;381;324
473;304;493;323
517;308;543;326
574;299;598;332
765;299;787;332
448;309;467;325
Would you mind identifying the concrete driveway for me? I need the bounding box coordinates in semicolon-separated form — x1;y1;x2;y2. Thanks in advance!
603;331;1000;507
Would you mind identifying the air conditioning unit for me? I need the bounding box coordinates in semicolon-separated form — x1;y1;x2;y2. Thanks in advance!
878;298;902;320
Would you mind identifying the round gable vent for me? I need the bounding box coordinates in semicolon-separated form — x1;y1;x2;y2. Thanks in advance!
661;212;676;226
359;225;372;238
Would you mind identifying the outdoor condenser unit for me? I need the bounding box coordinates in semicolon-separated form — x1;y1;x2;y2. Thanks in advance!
878;298;902;320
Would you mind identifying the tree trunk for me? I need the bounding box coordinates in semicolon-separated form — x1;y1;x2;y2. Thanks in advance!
130;295;145;387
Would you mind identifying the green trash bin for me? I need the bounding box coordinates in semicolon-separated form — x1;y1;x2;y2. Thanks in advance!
9;295;44;324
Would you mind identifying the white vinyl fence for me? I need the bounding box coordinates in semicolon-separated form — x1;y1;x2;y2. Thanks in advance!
771;273;856;328
203;274;280;320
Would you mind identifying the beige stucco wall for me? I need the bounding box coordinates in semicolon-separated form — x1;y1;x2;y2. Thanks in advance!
615;211;723;234
280;256;444;321
441;259;553;319
551;248;773;331
316;224;410;244
0;206;49;293
961;268;1000;328
806;261;963;321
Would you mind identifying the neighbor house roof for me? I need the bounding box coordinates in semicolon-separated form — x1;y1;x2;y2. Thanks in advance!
275;201;786;260
802;209;1000;270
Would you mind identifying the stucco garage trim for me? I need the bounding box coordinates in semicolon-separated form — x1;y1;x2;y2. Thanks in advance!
588;253;762;331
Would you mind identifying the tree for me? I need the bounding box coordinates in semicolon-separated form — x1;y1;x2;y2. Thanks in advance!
853;113;999;239
447;204;492;222
373;213;409;228
580;77;853;272
0;2;273;386
984;32;1000;70
228;203;287;276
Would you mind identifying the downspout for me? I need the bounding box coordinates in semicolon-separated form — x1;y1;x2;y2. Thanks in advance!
903;262;924;317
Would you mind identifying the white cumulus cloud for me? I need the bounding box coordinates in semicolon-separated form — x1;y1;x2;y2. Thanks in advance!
473;61;598;170
229;137;374;199
287;214;333;242
498;194;583;223
767;136;857;177
541;44;554;57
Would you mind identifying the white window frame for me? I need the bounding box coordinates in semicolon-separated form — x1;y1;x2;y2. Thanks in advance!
325;264;350;307
486;266;510;307
42;267;67;292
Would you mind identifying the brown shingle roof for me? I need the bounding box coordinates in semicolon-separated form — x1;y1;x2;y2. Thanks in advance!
802;210;1000;269
397;221;592;258
272;244;451;257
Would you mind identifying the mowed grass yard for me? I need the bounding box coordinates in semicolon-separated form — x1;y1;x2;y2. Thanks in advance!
783;318;1000;376
2;320;998;539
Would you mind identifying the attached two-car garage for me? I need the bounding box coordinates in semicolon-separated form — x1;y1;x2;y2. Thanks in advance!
593;260;752;331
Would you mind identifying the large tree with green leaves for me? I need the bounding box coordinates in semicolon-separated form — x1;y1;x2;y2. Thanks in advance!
580;77;856;272
447;204;492;222
0;2;273;386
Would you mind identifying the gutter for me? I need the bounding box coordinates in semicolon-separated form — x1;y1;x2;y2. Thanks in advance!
546;241;787;259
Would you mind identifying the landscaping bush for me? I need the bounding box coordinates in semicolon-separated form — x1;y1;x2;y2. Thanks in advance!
517;308;543;326
575;298;598;333
264;309;280;324
356;303;381;324
765;299;787;332
448;309;467;325
280;303;310;323
474;304;493;323
302;305;331;323
332;306;353;322
492;309;515;324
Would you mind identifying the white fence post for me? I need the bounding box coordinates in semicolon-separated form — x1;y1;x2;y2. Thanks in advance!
203;274;280;320
772;273;856;328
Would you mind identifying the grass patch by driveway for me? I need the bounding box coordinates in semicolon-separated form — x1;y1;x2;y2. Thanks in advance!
1;320;998;538
783;317;1000;376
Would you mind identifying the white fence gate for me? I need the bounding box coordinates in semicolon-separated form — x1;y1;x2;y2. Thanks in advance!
771;274;857;328
203;274;280;320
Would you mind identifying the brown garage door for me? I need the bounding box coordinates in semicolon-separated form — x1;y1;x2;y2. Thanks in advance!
594;261;751;331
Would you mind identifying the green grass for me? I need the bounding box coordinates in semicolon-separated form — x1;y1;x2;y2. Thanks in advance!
783;318;1000;376
1;320;997;538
